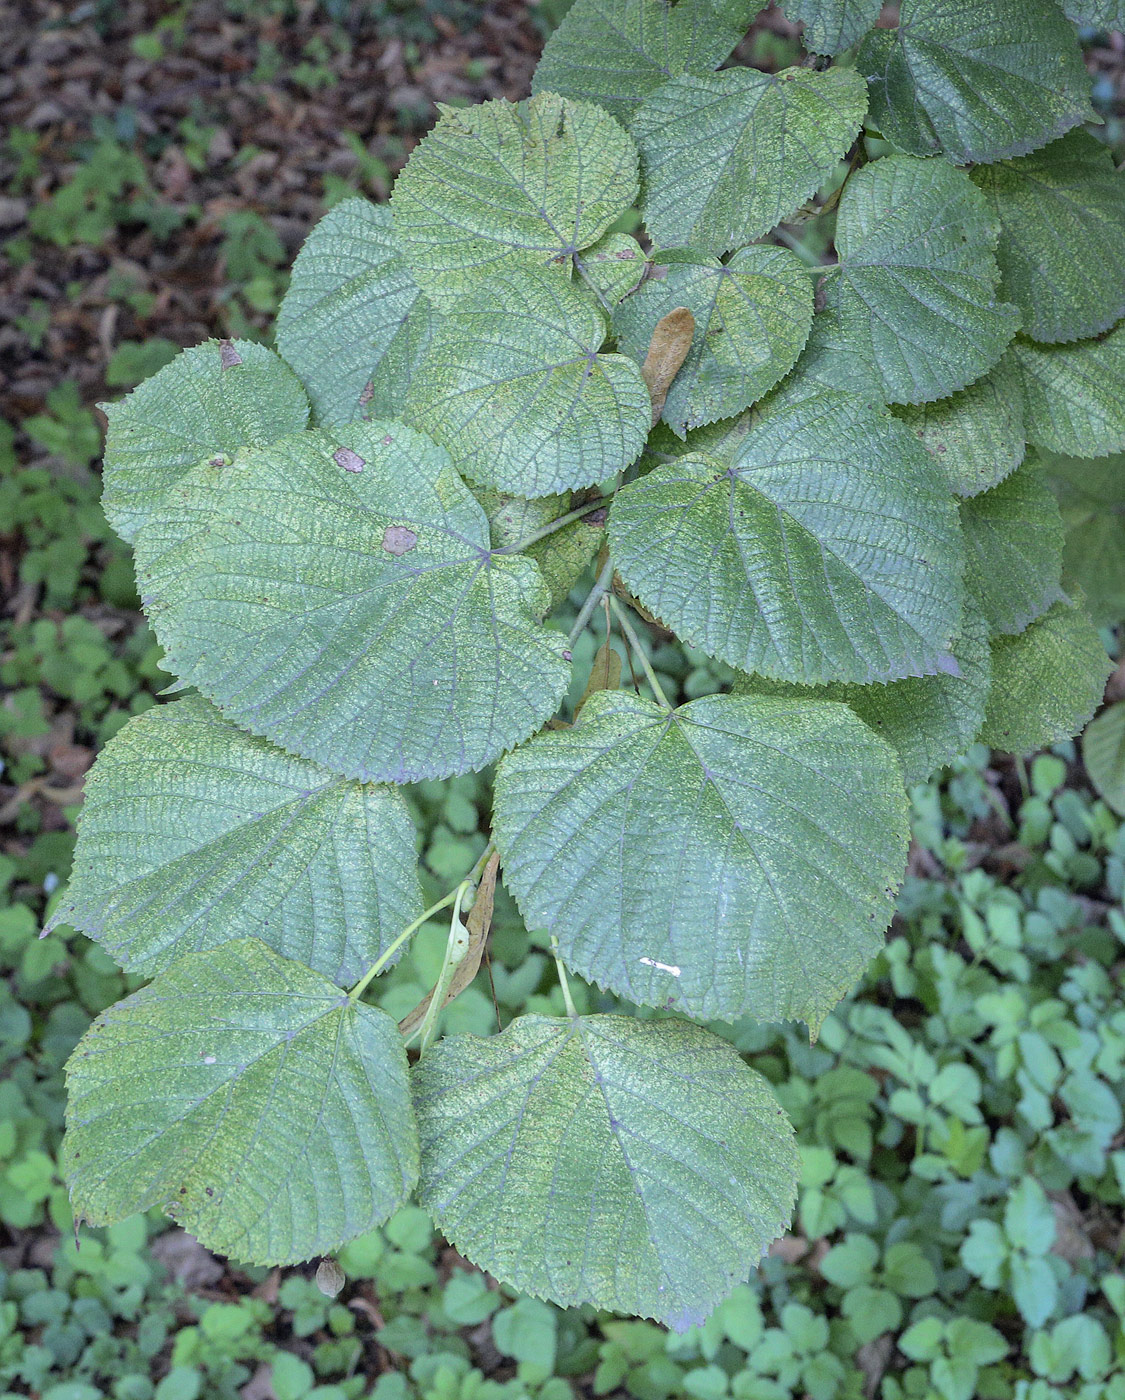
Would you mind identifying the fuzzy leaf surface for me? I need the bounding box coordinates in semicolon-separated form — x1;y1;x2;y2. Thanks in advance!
961;461;1065;635
631;65;867;254
856;0;1096;164
390;93;638;309
826;156;1019;405
970;132;1125;345
475;488;603;612
576;233;648;305
493;691;910;1028
406;266;650;495
607;392;964;684
1009;327;1125;459
732;609;992;784
275;198;433;427
52;695;422;984
63;939;417;1264
414;1012;798;1329
979;598;1112;753
892;358;1025;497
133;421;570;783
531;0;756;121
100;340;309;544
1045;453;1125;626
612;246;814;436
781;0;880;52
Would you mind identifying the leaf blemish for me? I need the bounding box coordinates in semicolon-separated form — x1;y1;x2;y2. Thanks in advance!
639;957;682;977
382;525;418;556
334;447;366;473
218;339;243;370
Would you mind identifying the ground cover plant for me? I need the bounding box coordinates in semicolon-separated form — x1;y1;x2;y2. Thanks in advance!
37;0;1125;1333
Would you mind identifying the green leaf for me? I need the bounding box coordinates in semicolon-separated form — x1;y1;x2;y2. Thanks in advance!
492;691;909;1028
1009;326;1125;459
63;938;418;1264
1084;702;1125;817
979;598;1112;753
1044;453;1125;625
413;1012;799;1329
856;0;1096;165
133;421;570;783
732;608;993;785
275;198;433;428
405;265;650;496
631;65;867;254
826;155;1019;405
576;232;648;306
390;93;638;310
612;245;814;436
892;358;1025;497
1064;1;1125;25
961;461;1065;635
474;488;603;612
531;0;756;122
781;0;880;53
607;391;964;684
100;339;309;545
50;694;422;984
970;132;1125;346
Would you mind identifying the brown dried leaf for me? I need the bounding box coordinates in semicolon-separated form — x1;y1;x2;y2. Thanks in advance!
640;306;694;426
577;641;622;715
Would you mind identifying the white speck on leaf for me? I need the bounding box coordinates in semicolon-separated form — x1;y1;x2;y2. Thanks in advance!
639;957;681;976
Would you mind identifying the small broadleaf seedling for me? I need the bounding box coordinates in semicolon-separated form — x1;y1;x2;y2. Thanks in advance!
52;0;1123;1331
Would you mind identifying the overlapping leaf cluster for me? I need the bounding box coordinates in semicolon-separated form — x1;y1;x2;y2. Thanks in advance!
57;0;1122;1331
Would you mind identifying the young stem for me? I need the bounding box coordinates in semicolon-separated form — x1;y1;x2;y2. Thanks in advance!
551;938;578;1019
413;879;473;1054
495;496;611;556
568;555;615;647
608;594;672;709
348;885;464;1003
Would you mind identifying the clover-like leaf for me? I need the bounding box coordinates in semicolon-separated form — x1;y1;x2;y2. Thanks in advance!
531;0;755;122
612;246;814;436
826;155;1019;405
100;339;309;544
608;391;964;684
390;93;638;309
732;608;992;784
631;65;867;254
961;460;1065;635
1045;453;1125;626
64;938;417;1264
781;0;880;53
133;421;570;784
892;358;1025;497
51;695;422;984
1009;326;1125;459
970;132;1125;346
276;198;433;427
979;598;1112;753
414;1012;798;1329
405;265;650;496
856;0;1096;165
493;690;909;1028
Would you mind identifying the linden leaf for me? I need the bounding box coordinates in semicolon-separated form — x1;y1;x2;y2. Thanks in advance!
1009;326;1125;459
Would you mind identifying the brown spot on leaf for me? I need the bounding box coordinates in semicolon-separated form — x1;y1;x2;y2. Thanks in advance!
359;380;375;406
219;339;243;370
382;524;418;556
334;447;366;473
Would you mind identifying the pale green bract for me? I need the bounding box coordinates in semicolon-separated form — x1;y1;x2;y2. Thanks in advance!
631;65;868;254
64;939;417;1265
132;421;570;783
405;265;650;496
826;156;1019;405
781;0;880;53
892;359;1025;497
390;92;638;310
856;0;1096;165
1044;454;1125;626
100;339;309;544
1009;326;1125;459
612;245;814;436
493;691;909;1029
980;598;1113;754
414;1013;799;1331
731;609;992;785
960;460;1065;636
49;695;422;985
607;391;964;684
275;198;433;427
971;132;1125;346
531;0;755;121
